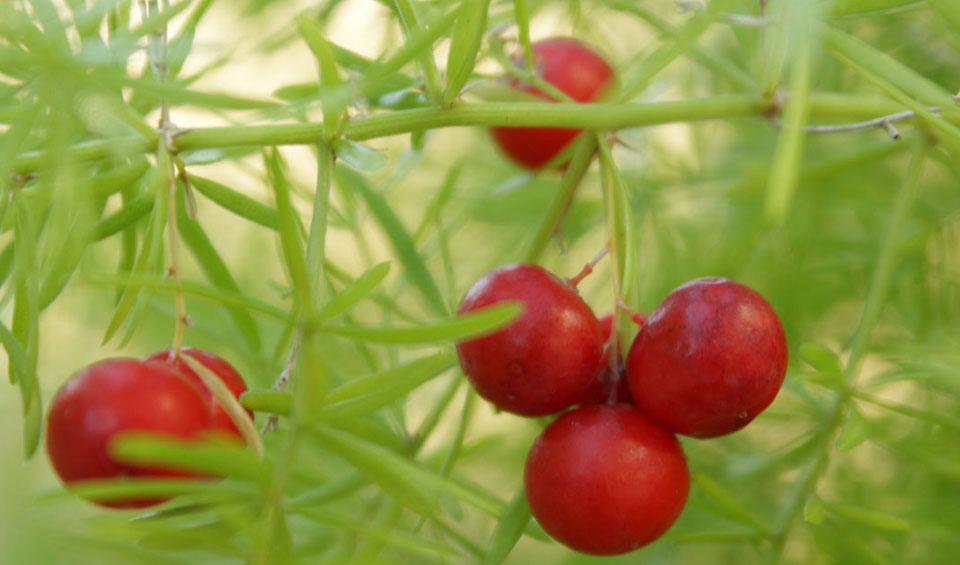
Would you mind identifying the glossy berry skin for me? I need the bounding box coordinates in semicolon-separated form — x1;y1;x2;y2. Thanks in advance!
145;348;251;439
456;264;603;416
525;404;690;555
626;277;788;438
46;358;211;508
490;38;614;169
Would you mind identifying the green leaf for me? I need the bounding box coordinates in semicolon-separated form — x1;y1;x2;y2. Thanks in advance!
318;302;521;344
855;392;960;430
823;501;911;532
79;158;150;200
597;134;639;309
240;390;291;415
826;0;923;17
804;496;827;524
179;147;260;166
266;150;310;308
296;14;346;135
483;489;531;565
0;321;28;384
52;478;226;503
368;6;456;84
692;473;770;534
318;261;391;320
313;424;504;517
102;168;166;345
117;77;276;110
332;138;389;172
836;404;870;451
793;371;845;390
0;243;14;286
89;194;154;241
323;352;455;420
298;508;458;558
442;0;491;106
190;174;279;230
305;143;334;305
242;352;454;421
671;530;766;544
413;164;460;243
338;166;447;316
525;135;597;262
798;343;844;376
929;0;960;33
616;6;716;102
110;433;268;483
84;273;288;321
126;0;192;38
175;187;261;350
287;474;367;511
765;18;814;223
12;196;41;458
823;27;960;114
512;0;533;71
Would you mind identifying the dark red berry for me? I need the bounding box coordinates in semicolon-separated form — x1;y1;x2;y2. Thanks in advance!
580;312;648;405
456;263;603;416
45;358;212;508
626;277;788;438
579;314;635;405
490;38;614;169
145;348;251;439
524;404;690;555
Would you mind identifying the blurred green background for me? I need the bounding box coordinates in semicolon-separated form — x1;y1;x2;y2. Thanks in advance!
2;0;960;563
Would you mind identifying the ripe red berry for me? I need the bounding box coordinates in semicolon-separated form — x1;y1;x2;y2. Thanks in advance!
45;358;212;508
626;277;788;438
525;404;690;555
456;263;603;416
490;38;614;169
145;348;251;439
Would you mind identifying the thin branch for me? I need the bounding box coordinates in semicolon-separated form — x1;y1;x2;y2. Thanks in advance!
566;245;609;288
801;109;933;137
143;0;187;355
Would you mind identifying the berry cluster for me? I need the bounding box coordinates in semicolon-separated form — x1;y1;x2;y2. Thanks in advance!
456;264;787;555
45;348;250;508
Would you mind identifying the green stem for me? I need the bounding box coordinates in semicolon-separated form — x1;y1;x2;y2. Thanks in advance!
616;1;755;91
13;95;958;172
523;134;598;262
393;0;443;102
513;0;534;70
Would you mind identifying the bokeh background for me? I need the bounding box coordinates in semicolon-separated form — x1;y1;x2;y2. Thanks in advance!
2;0;960;563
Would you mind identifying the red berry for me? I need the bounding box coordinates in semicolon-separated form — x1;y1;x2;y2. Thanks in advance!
456;264;603;416
524;404;690;555
490;38;614;169
145;348;251;439
579;313;634;405
45;358;212;508
626;277;788;438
